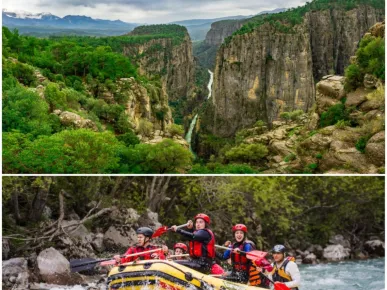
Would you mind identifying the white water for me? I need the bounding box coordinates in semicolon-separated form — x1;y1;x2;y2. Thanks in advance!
185;69;213;152
39;258;384;289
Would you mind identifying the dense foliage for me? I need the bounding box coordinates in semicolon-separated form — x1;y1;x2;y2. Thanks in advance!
3;176;384;255
224;0;385;45
2;27;193;173
345;34;385;91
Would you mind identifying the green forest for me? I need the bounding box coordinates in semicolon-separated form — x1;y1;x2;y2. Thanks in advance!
2;176;384;256
2;26;194;173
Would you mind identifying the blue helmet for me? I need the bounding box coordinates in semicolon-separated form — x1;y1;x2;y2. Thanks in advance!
272;244;286;254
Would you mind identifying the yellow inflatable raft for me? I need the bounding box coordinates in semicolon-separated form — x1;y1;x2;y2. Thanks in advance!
107;259;267;290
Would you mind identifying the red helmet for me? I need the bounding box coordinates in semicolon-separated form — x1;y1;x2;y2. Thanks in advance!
232;224;247;233
174;243;188;252
194;213;210;224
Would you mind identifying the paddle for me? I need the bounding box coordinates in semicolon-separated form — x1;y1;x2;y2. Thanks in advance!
70;248;162;272
215;245;267;260
259;271;291;290
168;254;190;259
152;223;189;238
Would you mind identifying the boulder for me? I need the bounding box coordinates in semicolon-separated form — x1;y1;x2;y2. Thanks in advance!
91;233;105;253
345;88;368;107
360;98;383;112
364;240;385;257
363;74;378;89
37;247;82;285
299;134;332;152
2;258;29;289
61;220;93;244
323;244;351;261
138;209;162;230
303;253;317;264
3;238;10;260
306;244;324;259
316;76;345;100
269;141;294;157
58;111;98;131
307;113;319;130
103;226;137;250
329;235;350;248
365;131;385;167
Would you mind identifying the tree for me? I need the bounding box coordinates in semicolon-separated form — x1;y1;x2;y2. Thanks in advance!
122;139;193;173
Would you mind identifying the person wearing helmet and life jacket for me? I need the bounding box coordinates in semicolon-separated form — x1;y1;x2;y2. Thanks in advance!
255;244;300;289
171;213;216;274
171;243;189;260
217;223;270;287
114;227;168;264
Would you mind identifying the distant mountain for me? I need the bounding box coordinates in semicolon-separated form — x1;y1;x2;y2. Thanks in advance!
2;9;139;36
171;9;286;41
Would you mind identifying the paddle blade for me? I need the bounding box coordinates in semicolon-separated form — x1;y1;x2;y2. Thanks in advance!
274;283;291;290
246;250;267;260
152;226;168;238
70;258;98;273
100;259;116;266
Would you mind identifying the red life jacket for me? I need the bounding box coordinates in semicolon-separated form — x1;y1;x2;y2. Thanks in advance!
231;241;255;271
189;229;215;259
121;245;163;263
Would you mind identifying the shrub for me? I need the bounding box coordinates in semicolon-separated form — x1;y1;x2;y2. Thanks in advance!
137;119;154;137
284;153;296;162
117;131;140;147
168;124;184;137
225;143;268;163
335;120;351;129
116;112;134;134
320;103;349;128
355;136;370;153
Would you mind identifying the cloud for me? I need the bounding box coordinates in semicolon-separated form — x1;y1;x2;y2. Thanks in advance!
4;0;309;23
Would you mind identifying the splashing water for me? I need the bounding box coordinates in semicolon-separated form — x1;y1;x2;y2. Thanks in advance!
300;258;384;290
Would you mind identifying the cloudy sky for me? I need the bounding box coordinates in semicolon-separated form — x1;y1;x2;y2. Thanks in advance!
3;0;308;24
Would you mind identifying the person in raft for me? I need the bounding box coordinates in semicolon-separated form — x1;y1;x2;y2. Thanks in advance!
114;227;168;264
170;213;216;274
171;243;189;260
254;244;300;289
215;224;255;283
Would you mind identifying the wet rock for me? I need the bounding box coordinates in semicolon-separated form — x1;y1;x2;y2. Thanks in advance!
364;240;385;257
306;244;324;259
303;253;317;264
365;131;385;167
2;238;10;260
323;244;351;261
2;257;29;289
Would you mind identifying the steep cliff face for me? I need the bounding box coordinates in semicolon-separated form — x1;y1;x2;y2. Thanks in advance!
307;6;385;80
204;20;245;46
206;6;384;137
194;20;245;69
209;22;315;137
122;34;195;101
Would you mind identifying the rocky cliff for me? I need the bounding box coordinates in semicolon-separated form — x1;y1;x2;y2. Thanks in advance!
207;21;315;137
204;6;384;137
307;6;385;80
204;20;246;46
122;30;195;101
